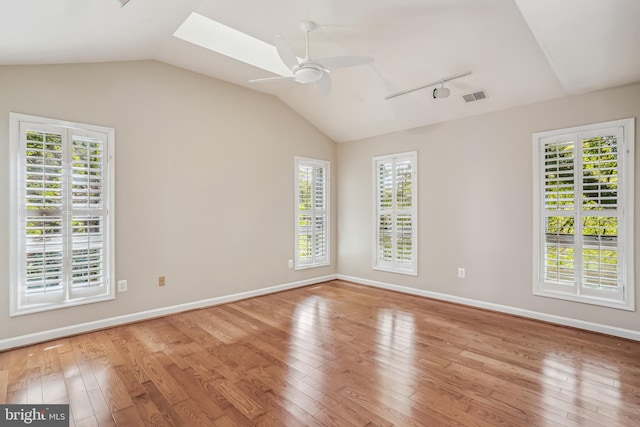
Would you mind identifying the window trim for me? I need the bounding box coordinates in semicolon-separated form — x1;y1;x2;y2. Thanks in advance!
9;112;116;316
372;151;418;276
532;118;634;310
294;156;330;270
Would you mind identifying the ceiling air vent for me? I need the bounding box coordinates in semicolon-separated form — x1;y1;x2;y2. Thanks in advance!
463;91;487;103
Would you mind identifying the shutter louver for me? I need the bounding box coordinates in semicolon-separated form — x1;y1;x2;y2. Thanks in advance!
71;216;105;289
544;139;574;211
542;138;575;285
70;134;107;294
298;214;312;260
313;166;327;260
23;130;65;299
395;159;413;265
581;134;620;292
298;165;312;262
72;136;104;209
25;216;64;295
378;162;393;262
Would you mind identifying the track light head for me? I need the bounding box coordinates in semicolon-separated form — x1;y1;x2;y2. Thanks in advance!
432;87;450;99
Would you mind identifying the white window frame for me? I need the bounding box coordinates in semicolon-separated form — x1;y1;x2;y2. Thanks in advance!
373;151;418;276
9;113;116;316
294;157;330;270
532;118;634;310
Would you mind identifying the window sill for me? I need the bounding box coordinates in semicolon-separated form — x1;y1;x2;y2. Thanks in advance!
294;261;330;271
374;265;418;276
533;288;634;311
10;293;116;317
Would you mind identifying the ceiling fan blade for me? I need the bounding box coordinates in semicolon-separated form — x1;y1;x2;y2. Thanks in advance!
315;55;374;70
316;72;332;95
274;36;299;70
249;76;296;83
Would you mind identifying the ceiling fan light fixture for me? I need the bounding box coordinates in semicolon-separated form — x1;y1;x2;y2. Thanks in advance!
295;67;323;84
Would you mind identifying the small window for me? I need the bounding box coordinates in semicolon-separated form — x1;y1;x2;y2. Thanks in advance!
532;118;634;310
295;157;329;269
373;151;417;275
9;113;115;316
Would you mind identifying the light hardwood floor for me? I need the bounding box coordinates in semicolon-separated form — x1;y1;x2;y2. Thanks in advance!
1;280;639;426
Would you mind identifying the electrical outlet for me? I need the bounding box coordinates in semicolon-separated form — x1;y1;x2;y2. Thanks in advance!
159;276;166;286
288;260;293;269
458;268;466;279
118;280;128;292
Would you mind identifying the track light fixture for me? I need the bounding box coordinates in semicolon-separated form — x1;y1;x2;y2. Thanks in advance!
432;83;451;99
385;71;471;100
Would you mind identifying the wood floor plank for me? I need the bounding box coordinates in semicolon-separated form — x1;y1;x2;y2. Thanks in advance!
112;405;147;427
90;357;134;413
42;372;68;405
172;398;218;427
26;366;43;404
163;363;226;421
208;376;265;422
7;347;28;393
74;415;98;427
2;280;640;425
131;392;173;427
69;389;97;424
140;381;182;426
87;388;117;426
0;369;8;402
126;341;188;405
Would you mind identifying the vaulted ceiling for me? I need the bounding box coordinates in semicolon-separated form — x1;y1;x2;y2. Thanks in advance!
1;0;639;142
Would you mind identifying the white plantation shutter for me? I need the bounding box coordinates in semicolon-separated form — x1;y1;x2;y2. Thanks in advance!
580;130;622;297
295;157;329;269
374;152;417;275
542;136;576;286
70;134;107;297
533;119;634;310
23;127;65;301
10;114;115;315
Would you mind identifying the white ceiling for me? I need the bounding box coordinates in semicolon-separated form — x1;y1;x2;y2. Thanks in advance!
1;0;639;142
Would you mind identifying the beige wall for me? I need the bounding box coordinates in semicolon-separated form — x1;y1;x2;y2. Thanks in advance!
0;61;337;340
337;82;640;333
1;60;638;343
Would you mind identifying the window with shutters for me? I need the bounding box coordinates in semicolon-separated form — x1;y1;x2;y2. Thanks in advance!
9;113;115;316
295;157;329;269
373;151;417;275
532;118;634;310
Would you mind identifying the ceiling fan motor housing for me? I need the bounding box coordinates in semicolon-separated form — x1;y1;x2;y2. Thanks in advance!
294;65;324;83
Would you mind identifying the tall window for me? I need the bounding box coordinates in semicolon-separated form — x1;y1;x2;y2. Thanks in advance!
532;118;634;310
10;113;115;316
373;151;417;275
295;157;329;269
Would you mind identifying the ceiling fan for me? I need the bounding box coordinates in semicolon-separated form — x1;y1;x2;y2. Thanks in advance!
249;21;373;95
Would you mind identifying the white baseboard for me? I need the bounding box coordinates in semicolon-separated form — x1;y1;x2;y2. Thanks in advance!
336;274;640;342
0;275;337;351
4;273;637;351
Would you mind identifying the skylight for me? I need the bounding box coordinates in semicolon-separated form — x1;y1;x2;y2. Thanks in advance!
173;13;292;77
